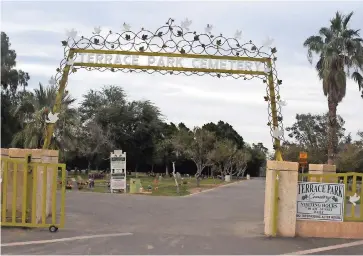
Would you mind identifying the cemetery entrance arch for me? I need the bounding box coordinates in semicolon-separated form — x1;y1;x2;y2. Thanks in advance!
44;18;285;160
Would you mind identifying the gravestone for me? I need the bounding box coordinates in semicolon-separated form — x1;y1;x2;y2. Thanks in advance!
225;175;231;182
71;178;78;190
176;172;181;180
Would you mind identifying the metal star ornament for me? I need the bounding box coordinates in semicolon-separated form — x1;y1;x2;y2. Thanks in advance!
123;22;131;31
93;26;101;35
278;100;287;107
181;18;192;31
204;24;213;34
48;76;56;86
65;28;77;39
262;36;274;48
234;30;242;39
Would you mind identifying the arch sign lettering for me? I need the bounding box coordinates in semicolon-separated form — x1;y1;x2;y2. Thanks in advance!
44;18;286;160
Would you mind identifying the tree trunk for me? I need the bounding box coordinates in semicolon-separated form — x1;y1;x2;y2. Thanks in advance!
327;96;338;165
196;165;202;187
196;176;201;187
135;164;138;178
172;162;180;194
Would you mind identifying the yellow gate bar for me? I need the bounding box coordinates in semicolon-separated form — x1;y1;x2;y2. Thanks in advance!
11;162;18;224
31;164;37;225
1;161;8;223
51;166;57;224
351;174;357;218
72;48;270;62
73;62;267;76
60;165;66;228
21;161;28;224
42;168;47;224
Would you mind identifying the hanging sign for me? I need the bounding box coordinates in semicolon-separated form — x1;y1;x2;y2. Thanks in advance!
296;182;345;222
110;150;127;192
75;53;264;72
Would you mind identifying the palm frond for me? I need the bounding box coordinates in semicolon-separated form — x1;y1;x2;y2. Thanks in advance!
343;11;354;29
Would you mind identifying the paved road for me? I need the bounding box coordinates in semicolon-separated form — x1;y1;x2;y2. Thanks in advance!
2;179;362;254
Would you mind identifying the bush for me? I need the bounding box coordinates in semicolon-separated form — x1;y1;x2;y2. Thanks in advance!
88;173;105;180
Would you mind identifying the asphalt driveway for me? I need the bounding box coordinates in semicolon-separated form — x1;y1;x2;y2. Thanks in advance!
2;179;362;255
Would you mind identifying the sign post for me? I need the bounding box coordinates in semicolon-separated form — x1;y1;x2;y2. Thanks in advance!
299;152;308;181
296;182;345;222
110;150;127;193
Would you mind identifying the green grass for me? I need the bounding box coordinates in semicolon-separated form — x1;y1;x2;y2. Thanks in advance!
64;173;237;196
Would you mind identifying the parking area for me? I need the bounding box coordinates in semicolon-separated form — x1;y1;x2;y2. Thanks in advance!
1;179;362;255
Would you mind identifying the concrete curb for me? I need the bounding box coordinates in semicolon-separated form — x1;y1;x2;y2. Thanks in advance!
183;179;247;197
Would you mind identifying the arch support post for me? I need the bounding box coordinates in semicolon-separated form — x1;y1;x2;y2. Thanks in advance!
266;58;283;161
42;50;74;149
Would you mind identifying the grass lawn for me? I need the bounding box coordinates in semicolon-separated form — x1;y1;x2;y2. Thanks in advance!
63;173;239;196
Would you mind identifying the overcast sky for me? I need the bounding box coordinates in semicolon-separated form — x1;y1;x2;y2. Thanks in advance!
2;0;363;150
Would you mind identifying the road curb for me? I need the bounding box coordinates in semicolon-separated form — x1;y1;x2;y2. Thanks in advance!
183;179;247;197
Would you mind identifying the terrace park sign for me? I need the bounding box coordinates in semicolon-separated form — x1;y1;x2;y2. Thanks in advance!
43;18;286;161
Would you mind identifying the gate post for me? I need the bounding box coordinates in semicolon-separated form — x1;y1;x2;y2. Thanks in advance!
309;164;336;183
264;160;299;237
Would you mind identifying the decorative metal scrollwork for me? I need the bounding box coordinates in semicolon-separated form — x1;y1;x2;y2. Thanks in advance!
52;18;286;150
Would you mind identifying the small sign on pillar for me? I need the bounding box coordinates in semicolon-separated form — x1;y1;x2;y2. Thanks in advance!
110;150;127;193
299;152;308;165
299;151;308;179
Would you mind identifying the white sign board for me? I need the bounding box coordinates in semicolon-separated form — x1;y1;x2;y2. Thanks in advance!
296;182;345;222
110;179;126;190
110;150;127;192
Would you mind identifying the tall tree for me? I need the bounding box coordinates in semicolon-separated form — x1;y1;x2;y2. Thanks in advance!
1;32;30;93
336;131;363;172
1;32;30;147
202;121;244;148
303;11;363;164
12;83;78;151
285;113;347;163
245;143;268;177
208;139;236;176
153;122;179;175
77;119;115;170
208;139;251;178
80;86;163;171
171;127;216;186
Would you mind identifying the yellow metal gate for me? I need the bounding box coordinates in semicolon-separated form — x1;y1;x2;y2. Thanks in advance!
299;172;363;222
271;171;362;237
1;156;66;232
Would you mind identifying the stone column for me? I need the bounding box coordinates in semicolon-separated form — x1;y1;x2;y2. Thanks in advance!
264;160;299;237
41;149;59;218
308;164;336;183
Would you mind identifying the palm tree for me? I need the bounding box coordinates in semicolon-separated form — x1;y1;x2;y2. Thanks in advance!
12;83;79;155
303;11;363;164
